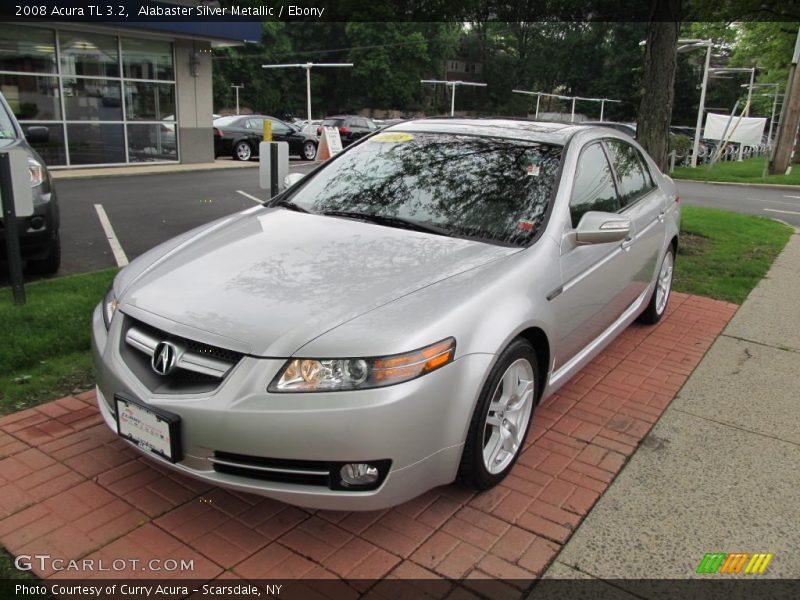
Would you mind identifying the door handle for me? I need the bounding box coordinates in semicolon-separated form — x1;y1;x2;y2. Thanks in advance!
657;210;666;223
621;237;634;251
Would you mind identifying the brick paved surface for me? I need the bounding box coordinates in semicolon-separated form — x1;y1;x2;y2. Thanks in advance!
0;292;736;594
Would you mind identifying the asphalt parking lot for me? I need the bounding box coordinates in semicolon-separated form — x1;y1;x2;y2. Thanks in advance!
1;167;797;286
2;162;317;284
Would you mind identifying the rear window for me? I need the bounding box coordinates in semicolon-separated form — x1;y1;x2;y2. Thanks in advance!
322;118;345;127
213;116;242;127
288;132;563;246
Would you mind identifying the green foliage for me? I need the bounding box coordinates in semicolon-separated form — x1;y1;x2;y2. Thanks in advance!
671;156;800;184
675;206;793;304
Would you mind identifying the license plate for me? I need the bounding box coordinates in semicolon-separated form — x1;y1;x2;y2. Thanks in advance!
114;394;182;463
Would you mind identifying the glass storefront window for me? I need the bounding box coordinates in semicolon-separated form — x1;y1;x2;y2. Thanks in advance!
0;74;61;120
62;78;123;121
0;25;56;73
122;38;174;80
59;31;119;78
124;82;175;121
23;123;67;166
67;123;125;164
127;123;177;162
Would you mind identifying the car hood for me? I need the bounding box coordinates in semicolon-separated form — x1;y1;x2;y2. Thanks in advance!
120;208;519;356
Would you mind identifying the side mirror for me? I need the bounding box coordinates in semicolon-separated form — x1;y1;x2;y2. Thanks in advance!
575;211;631;245
25;126;49;144
284;172;304;189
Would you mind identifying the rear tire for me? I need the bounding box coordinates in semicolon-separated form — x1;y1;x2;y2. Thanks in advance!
233;141;252;161
27;231;61;275
459;339;539;490
638;246;674;325
302;141;317;160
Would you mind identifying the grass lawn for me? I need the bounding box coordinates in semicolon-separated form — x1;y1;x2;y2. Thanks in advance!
674;206;793;304
0;268;116;416
671;156;800;186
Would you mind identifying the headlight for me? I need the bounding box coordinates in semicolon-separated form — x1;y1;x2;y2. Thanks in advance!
269;337;456;393
28;157;44;187
102;286;118;329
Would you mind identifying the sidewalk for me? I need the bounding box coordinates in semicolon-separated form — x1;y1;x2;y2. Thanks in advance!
539;229;800;585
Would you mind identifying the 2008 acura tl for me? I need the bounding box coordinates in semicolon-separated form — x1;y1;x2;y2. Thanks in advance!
92;119;679;510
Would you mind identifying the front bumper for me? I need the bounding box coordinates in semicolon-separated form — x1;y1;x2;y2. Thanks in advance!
91;305;493;510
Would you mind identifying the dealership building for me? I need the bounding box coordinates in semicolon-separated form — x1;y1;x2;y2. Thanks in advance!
0;21;259;167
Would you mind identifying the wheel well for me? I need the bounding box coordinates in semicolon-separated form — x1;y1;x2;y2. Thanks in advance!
670;235;678;254
516;327;550;400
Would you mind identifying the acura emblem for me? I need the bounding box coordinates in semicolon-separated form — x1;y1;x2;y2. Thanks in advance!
152;341;177;375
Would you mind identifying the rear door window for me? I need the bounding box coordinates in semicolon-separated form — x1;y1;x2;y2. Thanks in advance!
605;139;655;206
0;100;18;139
569;142;620;227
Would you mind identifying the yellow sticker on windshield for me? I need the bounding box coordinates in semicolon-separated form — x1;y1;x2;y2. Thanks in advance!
371;132;414;143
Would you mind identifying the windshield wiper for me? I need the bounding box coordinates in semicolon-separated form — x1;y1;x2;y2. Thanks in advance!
320;210;452;237
270;198;310;213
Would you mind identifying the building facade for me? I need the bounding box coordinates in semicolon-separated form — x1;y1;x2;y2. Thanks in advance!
0;21;257;168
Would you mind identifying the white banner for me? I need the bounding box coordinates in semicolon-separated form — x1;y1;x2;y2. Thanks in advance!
703;113;766;147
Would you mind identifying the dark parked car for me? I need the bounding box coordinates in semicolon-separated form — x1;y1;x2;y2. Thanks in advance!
213;115;318;161
317;116;378;146
0;91;60;274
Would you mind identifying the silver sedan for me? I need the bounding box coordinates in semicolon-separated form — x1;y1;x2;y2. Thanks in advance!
92;119;679;510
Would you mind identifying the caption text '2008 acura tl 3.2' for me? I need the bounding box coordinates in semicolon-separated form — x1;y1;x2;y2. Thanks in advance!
92;119;679;510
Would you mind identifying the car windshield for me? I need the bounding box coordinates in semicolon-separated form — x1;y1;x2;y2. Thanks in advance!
287;131;563;246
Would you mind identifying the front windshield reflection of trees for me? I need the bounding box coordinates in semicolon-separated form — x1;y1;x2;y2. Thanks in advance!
291;133;563;246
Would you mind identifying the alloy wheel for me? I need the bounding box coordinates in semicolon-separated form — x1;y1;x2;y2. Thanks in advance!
303;141;317;160
482;358;535;474
235;142;252;161
655;251;674;316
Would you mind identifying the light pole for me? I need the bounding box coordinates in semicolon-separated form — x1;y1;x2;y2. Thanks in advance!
708;67;756;159
421;80;487;116
512;90;621;121
262;63;354;126
672;39;713;168
230;84;244;115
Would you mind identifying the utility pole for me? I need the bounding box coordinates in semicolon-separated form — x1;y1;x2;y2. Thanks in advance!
262;63;353;126
420;80;487;116
769;26;800;175
230;84;244;115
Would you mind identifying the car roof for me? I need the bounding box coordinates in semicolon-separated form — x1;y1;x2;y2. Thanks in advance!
384;118;590;145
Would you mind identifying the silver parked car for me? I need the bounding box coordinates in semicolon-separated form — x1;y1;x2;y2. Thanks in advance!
92;119;679;510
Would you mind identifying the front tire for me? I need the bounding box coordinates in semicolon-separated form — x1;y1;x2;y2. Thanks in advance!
302;141;317;160
233;141;252;161
638;246;674;325
459;339;539;490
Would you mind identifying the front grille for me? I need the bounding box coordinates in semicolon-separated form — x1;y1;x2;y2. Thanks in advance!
211;451;391;491
120;316;245;394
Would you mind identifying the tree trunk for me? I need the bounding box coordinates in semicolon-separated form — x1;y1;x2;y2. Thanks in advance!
636;1;681;172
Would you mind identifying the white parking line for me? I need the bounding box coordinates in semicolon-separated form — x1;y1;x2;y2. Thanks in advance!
94;203;129;267
763;208;800;216
236;190;263;203
784;195;800;199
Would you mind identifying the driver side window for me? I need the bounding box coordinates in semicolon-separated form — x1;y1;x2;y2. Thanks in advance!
569;143;621;228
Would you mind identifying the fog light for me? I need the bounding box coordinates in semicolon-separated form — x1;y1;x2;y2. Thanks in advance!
29;216;45;230
340;463;379;487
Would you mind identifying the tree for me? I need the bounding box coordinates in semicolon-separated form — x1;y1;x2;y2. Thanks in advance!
637;0;682;171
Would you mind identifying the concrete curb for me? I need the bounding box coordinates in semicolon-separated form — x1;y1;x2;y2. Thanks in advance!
673;178;800;191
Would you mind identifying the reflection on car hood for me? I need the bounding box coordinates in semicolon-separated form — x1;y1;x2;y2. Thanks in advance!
121;208;519;356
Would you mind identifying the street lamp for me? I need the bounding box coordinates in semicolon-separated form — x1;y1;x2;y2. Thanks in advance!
262;63;354;126
674;38;713;168
707;67;756;159
230;84;244;115
421;80;487;116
